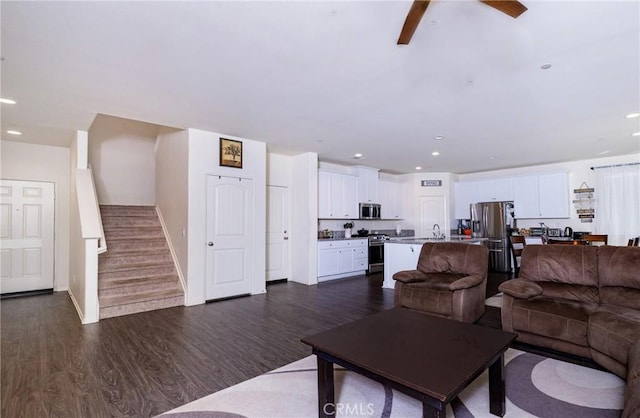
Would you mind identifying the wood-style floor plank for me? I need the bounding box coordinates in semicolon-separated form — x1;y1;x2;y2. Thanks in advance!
1;274;395;417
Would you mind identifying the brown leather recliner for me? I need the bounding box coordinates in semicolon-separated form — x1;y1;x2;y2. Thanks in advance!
392;242;489;323
499;245;640;378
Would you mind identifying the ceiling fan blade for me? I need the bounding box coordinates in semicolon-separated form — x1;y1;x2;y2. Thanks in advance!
397;0;431;45
479;0;527;18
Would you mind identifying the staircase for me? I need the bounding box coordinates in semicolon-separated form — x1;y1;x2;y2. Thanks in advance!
98;205;184;319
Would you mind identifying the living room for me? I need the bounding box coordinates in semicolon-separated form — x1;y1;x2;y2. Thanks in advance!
1;1;639;417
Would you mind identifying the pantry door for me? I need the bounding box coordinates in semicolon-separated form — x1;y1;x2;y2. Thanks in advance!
0;180;55;294
266;185;289;282
205;175;254;300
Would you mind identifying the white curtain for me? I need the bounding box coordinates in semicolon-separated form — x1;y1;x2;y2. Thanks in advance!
594;164;640;246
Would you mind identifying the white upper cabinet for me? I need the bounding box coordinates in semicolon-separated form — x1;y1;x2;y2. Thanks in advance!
379;180;406;220
354;167;379;203
513;172;569;219
318;170;332;219
454;178;514;219
454;181;477;219
475;178;514;202
456;173;567;220
537;172;570;218
318;170;359;219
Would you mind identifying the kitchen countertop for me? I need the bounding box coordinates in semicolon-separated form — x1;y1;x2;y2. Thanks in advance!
387;236;487;245
317;236;370;241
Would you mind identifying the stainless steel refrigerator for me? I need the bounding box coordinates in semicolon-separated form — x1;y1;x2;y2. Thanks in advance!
470;201;515;272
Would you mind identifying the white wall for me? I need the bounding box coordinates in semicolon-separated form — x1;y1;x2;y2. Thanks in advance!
267;153;293;187
291;152;318;285
0;140;71;292
88;115;159;205
457;153;640;233
68;131;99;323
186;129;267;305
403;172;455;233
155;128;190;288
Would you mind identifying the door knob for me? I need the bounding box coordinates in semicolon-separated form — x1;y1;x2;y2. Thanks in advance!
207;242;214;246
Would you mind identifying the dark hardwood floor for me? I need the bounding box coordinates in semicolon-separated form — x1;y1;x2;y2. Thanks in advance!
1;272;510;417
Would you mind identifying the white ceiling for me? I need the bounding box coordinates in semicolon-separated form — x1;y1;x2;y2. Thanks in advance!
1;1;639;174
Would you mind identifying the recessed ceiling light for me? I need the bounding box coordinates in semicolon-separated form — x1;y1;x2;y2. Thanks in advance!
540;64;552;70
434;136;445;140
633;132;640;137
598;150;611;155
415;166;422;170
354;153;363;158
0;98;16;104
7;130;22;135
431;151;440;156
626;113;640;119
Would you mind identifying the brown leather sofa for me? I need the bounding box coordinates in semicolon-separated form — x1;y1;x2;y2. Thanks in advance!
392;242;489;323
499;245;640;415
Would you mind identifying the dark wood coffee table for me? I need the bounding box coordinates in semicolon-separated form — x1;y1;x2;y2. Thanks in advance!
301;308;517;418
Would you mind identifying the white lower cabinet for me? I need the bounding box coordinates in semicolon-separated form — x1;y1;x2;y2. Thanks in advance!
318;239;368;281
383;243;423;289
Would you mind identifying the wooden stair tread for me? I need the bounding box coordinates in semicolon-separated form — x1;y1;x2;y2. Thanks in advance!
100;287;183;308
98;274;179;289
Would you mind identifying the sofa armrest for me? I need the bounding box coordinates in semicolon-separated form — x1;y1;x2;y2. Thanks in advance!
393;270;427;283
499;279;543;299
449;274;485;291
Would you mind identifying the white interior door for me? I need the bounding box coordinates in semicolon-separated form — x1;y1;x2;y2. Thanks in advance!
419;195;446;238
206;175;254;300
266;185;289;282
0;180;55;294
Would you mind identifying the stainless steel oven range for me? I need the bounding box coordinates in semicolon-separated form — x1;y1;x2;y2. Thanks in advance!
367;234;389;273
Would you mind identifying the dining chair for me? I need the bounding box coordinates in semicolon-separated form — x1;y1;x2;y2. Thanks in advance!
509;235;527;278
584;234;608;246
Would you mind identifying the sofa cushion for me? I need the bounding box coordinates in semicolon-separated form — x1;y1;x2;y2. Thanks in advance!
511;296;597;347
589;304;640;368
417;243;488;277
397;274;465;316
623;340;640;418
519;245;600;304
598;246;640;310
499;278;543;299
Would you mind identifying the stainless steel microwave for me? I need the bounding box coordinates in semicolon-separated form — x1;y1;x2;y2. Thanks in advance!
359;203;381;220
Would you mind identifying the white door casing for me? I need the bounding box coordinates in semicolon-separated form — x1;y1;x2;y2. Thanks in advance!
419;195;446;238
205;175;254;300
266;185;289;282
0;180;55;294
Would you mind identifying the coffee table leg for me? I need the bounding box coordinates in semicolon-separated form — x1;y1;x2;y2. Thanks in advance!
422;401;446;418
488;353;506;417
317;355;334;418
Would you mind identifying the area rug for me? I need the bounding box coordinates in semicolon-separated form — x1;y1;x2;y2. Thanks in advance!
484;292;503;308
158;349;624;418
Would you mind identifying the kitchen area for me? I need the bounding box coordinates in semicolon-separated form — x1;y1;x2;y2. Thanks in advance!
316;161;598;286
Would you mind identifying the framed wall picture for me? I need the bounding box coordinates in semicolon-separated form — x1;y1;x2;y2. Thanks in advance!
220;138;243;168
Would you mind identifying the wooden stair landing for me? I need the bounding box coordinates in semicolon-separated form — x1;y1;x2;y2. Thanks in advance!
98;205;183;319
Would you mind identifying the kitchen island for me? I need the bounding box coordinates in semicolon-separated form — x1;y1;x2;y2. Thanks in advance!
382;237;486;289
